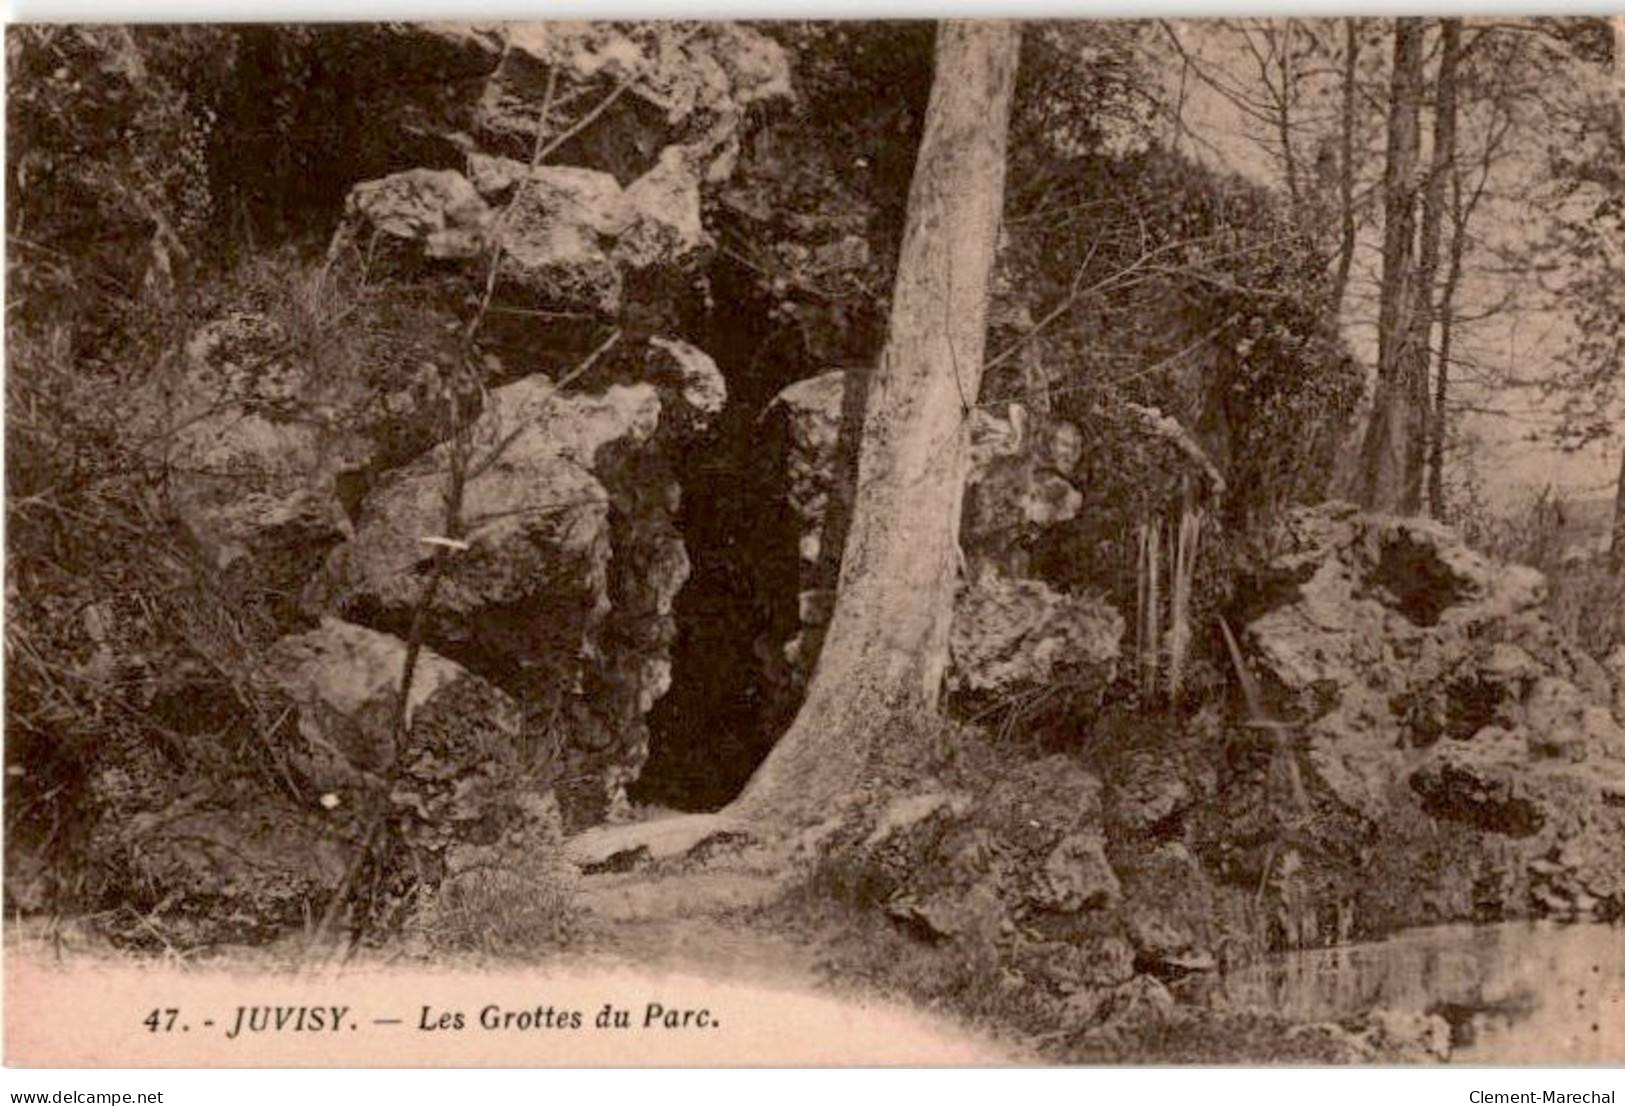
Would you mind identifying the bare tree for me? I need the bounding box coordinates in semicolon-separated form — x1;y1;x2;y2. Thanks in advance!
1357;18;1426;512
1612;15;1625;569
1403;18;1461;513
1329;17;1361;316
731;20;1021;823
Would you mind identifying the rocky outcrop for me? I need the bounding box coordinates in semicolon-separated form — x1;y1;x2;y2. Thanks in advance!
145;313;363;596
846;754;1115;949
141;20;777;855
80;617;553;944
263;618;551;861
330;22;790;318
1243;502;1625;919
806;745;1263;1045
753;369;1122;712
473;22;789;183
311;348;724;828
948;573;1123;717
144;309;477;600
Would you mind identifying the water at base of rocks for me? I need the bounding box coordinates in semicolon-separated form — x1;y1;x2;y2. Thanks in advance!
1209;922;1623;1063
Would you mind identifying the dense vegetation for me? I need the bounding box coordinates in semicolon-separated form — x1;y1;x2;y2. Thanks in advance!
5;21;1623;1064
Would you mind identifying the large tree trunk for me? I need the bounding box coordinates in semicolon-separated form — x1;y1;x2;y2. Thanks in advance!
730;20;1019;823
1404;18;1461;513
1357;18;1426;512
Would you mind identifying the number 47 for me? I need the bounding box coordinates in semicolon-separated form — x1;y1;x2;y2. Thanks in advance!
143;1008;179;1032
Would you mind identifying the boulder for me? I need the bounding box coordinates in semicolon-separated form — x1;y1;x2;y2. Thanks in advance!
112;800;353;947
144;309;481;599
1037;831;1121;913
329;23;789;315
148;314;366;596
495;165;634;314
765;369;849;576
963;405;1087;575
82;617;549;944
342;168;491;260
336;153;712;317
312;358;722;828
949;572;1123;718
475;22;790;180
1106;749;1198;835
1245;502;1625;918
262;617;557;912
756;370;1121;710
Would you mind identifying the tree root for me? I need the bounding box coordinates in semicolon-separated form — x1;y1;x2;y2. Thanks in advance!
564;811;749;869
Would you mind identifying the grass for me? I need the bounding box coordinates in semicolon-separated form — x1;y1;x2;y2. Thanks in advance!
406;847;580;960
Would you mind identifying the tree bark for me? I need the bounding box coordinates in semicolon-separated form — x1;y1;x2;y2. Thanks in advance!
1611;442;1625;573
1329;17;1360;317
1427;205;1465;519
730;21;1020;823
1612;16;1625;572
1428;124;1472;520
1357;18;1426;513
1404;19;1461;513
1271;21;1301;208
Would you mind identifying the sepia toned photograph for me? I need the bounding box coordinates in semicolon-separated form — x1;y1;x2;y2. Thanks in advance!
3;15;1623;1070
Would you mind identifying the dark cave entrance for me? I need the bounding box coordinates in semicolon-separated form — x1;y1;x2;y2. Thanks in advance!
628;257;859;812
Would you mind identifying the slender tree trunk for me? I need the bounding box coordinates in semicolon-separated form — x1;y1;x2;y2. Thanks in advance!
730;21;1020;823
1403;19;1461;513
1611;443;1625;573
1357;18;1425;512
1330;17;1360;316
1428;146;1470;519
1427;232;1462;520
1611;16;1625;571
1274;22;1301;208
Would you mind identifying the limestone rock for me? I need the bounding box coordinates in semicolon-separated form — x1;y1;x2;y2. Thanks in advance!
1524;677;1625;761
1107;749;1197;835
100;617;545;944
886;882;1006;944
476;22;789;180
338;153;714;316
964;406;1086;572
1245;502;1625;919
344;168;492;260
119;801;353;946
1245;504;1599;810
756;370;1120;709
615;145;710;271
311;370;720;828
948;572;1123;716
466;152;530;201
1036;831;1120;913
1096;975;1176;1031
328;22;787;316
263;618;553;891
766;368;849;575
149;314;367;594
497;165;631;313
646;336;727;429
979;755;1105;853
